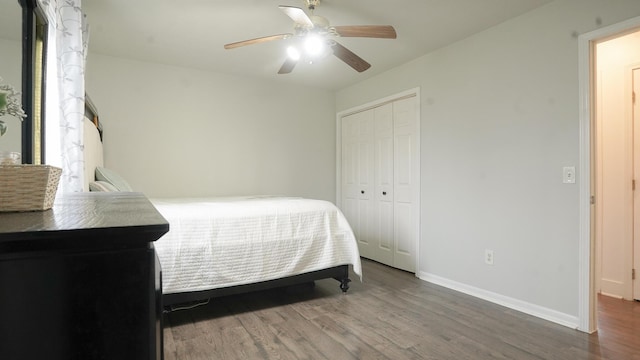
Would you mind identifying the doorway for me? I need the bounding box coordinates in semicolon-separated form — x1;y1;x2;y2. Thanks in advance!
594;31;640;302
578;16;640;333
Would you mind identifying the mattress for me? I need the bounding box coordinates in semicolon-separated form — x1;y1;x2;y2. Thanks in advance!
150;196;362;294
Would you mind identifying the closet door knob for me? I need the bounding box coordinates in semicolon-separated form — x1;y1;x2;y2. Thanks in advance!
382;191;387;195
361;190;365;194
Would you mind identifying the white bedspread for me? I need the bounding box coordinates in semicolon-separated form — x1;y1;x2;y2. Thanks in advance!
150;196;362;294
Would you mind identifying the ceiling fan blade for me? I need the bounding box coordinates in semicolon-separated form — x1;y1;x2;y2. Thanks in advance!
224;34;292;50
333;25;397;39
331;42;371;73
278;58;298;74
279;6;314;27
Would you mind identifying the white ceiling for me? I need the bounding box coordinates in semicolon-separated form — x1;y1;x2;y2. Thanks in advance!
2;0;555;91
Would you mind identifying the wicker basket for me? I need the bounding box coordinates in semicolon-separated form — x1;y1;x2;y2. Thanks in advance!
0;165;62;212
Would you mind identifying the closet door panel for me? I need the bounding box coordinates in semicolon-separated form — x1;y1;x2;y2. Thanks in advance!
374;104;394;265
342;110;375;260
341;115;360;237
393;97;418;272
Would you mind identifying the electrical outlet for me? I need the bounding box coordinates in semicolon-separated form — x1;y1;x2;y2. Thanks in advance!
485;249;494;265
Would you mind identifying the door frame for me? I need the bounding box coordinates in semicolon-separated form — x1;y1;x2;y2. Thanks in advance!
578;15;640;333
336;87;421;274
633;66;640;300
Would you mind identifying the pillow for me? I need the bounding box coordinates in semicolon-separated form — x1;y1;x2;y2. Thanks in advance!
89;181;119;192
95;167;134;191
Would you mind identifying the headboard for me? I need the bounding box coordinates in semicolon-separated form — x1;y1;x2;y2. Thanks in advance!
83;116;104;191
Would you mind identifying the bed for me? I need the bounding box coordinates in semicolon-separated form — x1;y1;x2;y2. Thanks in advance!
82;117;362;307
152;195;362;306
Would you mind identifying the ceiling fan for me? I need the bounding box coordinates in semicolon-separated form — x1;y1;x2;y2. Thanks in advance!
223;0;397;74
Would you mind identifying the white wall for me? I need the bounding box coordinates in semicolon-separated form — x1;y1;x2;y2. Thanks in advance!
0;37;23;153
595;31;640;299
336;0;640;325
85;54;337;200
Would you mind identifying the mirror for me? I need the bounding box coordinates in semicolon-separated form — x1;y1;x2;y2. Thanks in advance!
0;0;24;156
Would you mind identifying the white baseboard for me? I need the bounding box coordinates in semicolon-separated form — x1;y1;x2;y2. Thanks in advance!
599;279;624;299
417;271;580;330
599;291;623;300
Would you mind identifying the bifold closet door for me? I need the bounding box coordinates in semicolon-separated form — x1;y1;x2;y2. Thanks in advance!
341;95;418;273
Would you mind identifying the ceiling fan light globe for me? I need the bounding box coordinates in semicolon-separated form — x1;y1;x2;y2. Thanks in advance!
287;46;301;61
304;34;325;57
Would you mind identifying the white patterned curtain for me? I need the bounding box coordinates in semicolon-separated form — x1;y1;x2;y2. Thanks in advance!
38;0;89;193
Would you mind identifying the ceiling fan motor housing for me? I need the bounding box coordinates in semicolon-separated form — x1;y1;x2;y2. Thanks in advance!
311;15;330;28
293;15;330;36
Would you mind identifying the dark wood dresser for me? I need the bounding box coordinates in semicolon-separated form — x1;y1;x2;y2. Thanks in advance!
0;192;169;360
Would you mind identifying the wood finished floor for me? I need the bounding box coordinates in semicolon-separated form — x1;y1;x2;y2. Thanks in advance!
163;259;640;359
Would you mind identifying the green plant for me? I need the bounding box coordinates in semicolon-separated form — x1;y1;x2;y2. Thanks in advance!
0;77;27;136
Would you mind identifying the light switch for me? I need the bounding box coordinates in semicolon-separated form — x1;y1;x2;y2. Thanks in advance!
563;166;576;184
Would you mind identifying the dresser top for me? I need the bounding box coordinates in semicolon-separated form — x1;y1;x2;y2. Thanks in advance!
0;192;169;251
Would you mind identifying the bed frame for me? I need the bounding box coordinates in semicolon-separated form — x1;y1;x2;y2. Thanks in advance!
163;265;351;307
